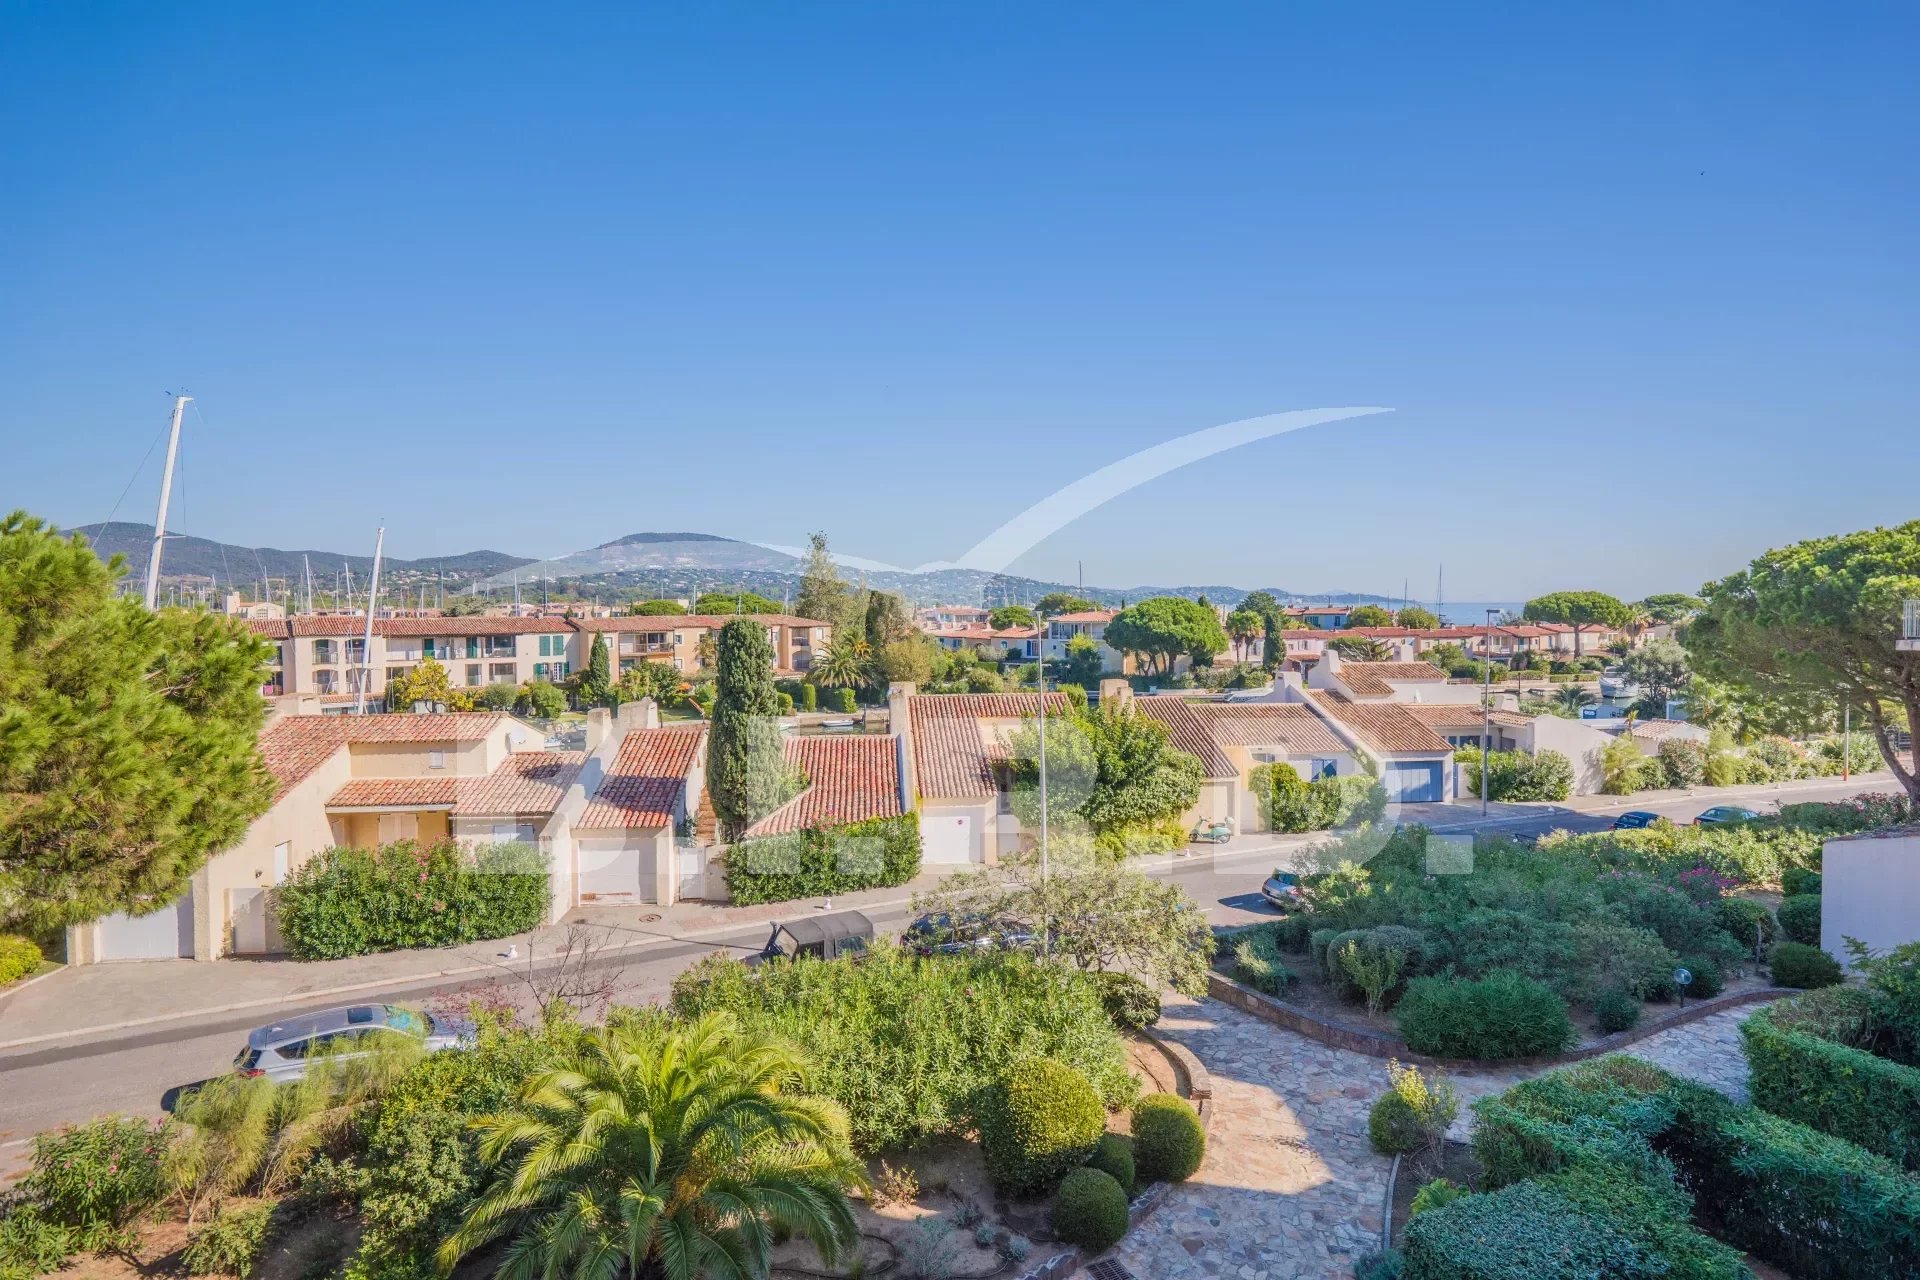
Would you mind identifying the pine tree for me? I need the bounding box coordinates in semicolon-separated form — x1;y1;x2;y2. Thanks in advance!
0;512;276;931
706;618;798;840
794;532;857;634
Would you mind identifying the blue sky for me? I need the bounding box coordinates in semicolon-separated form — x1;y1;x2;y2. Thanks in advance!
1;2;1913;600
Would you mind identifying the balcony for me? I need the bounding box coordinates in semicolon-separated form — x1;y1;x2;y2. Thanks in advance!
1902;599;1919;653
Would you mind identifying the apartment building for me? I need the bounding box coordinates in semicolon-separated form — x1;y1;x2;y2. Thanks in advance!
568;614;828;677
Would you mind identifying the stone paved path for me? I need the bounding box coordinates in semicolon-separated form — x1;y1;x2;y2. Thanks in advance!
1110;998;1768;1280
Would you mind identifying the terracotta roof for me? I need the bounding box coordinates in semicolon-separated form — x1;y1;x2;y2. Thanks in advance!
745;735;905;836
1336;661;1447;697
1401;704;1532;730
1135;697;1237;779
577;725;706;829
1201;703;1350;755
907;693;1069;798
457;751;586;816
243;619;291;637
380;616;572;636
327;776;462;808
256;712;518;798
574;614;826;632
1626;719;1708;741
1047;611;1115;624
1307;693;1453;754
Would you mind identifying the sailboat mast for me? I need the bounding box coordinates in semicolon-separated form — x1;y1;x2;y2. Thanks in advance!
143;395;192;608
354;526;386;715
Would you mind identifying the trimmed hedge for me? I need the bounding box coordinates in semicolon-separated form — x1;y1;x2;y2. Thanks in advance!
0;934;42;985
1394;971;1575;1060
1051;1167;1129;1251
723;813;922;905
1131;1093;1205;1183
1715;896;1776;953
1775;893;1821;945
977;1057;1106;1195
1742;989;1920;1171
1768;941;1842;989
1086;1132;1135;1193
273;840;548;960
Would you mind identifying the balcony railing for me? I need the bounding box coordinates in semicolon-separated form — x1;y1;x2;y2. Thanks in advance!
1902;599;1919;652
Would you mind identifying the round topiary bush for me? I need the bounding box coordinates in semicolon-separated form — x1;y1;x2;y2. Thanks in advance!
1086;1132;1135;1193
1768;941;1842;989
1776;894;1822;946
1394;970;1576;1060
0;935;42;986
1592;986;1641;1034
977;1057;1107;1196
1780;866;1823;898
1367;1089;1425;1155
1050;1167;1129;1252
1091;972;1161;1031
1131;1093;1205;1183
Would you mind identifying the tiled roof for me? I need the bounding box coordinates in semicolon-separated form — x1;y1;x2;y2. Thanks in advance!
577;725;706;829
327;776;462;808
745;735;905;837
256;713;517;798
243;618;290;637
379;616;572;636
1048;611;1115;624
1627;719;1708;741
907;693;1069;798
1201;703;1350;755
258;718;349;799
1135;697;1237;779
1401;704;1532;730
1307;693;1453;754
457;751;586;816
574;614;826;632
290;615;375;637
1337;661;1447;697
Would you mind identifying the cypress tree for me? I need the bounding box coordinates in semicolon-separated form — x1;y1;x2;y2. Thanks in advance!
706;618;797;841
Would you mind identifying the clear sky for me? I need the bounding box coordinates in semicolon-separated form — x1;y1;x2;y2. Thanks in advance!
2;2;1913;600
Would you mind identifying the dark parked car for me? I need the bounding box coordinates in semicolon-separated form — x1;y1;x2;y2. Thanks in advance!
1695;805;1760;826
1611;811;1661;830
753;911;874;964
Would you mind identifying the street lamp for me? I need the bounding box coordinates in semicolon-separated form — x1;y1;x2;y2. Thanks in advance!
1482;607;1498;816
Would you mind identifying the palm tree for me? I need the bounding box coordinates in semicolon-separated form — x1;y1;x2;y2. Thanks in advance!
1554;685;1596;716
808;637;870;691
438;1014;861;1280
1225;609;1261;663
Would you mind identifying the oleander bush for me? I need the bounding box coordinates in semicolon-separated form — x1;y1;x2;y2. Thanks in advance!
1768;793;1913;836
1131;1093;1205;1183
0;934;41;985
1395;971;1575;1060
722;813;922;905
1768;941;1841;989
24;1115;170;1238
671;947;1133;1153
274;839;548;960
977;1057;1107;1196
1050;1168;1129;1252
181;1200;275;1277
1086;1132;1136;1194
1657;738;1708;789
1775;893;1821;945
1091;971;1162;1030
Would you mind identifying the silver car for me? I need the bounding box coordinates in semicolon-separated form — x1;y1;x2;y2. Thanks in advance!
233;1004;469;1081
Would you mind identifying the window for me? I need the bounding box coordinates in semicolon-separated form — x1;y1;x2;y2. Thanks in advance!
490;662;517;681
428;750;446;770
387;666;412;683
466;664;482;686
312;640;336;665
465;637;481;659
1308;758;1338;781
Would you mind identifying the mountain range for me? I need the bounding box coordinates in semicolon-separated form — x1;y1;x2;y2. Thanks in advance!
65;521;1434;611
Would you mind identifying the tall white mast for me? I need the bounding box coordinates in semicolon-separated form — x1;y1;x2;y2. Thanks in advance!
303;555;314;614
143;395;192;609
354;527;386;715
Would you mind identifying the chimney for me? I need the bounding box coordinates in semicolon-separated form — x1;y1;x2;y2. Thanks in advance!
618;697;660;732
585;706;613;754
1098;677;1133;710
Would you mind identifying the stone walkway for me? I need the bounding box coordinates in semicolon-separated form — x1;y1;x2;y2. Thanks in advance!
1109;998;1767;1280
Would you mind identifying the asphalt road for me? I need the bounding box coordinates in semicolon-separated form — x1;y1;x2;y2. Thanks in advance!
0;777;1886;1166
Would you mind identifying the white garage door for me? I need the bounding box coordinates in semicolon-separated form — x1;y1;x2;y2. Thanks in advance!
96;896;193;960
576;840;651;904
923;813;974;865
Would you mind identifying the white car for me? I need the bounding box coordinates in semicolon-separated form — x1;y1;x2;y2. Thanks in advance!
233;1003;470;1081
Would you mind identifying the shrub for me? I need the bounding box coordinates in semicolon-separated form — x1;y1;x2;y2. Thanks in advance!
1780;866;1823;897
514;680;566;719
1703;751;1742;787
1656;738;1707;789
1742;989;1920;1172
798;682;818;711
25;1115;169;1235
1091;971;1161;1030
0;1209;77;1279
1776;894;1821;945
1676;955;1724;999
1592;986;1642;1034
1234;930;1296;996
182;1201;275;1277
722;813;922;906
1749;735;1811;780
1354;1248;1406;1280
1571;922;1678;1002
1395;971;1575;1061
1086;1132;1136;1193
1408;1177;1469;1218
672;949;1132;1154
977;1056;1107;1196
775;690;795;715
1338;937;1407;1013
1309;927;1339;973
1131;1093;1206;1183
1771;793;1913;835
0;935;41;985
1769;942;1842;989
1433;909;1575;985
833;686;857;713
274;840;548;960
1367;1061;1459;1157
1716;896;1777;955
1466;749;1574;802
1050;1168;1129;1251
1269;912;1314;952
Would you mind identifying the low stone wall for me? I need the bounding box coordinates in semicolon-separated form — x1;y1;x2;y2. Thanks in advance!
1208;970;1794;1070
1012;1022;1215;1280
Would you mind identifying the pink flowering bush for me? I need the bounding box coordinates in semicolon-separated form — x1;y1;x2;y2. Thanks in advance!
23;1115;169;1240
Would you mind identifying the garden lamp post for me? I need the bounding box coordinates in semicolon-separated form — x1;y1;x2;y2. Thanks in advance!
1482;608;1497;816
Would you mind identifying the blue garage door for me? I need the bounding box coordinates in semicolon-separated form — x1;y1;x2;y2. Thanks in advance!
1384;760;1443;803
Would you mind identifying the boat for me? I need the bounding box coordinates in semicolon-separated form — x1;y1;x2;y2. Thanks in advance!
818;718;858;731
